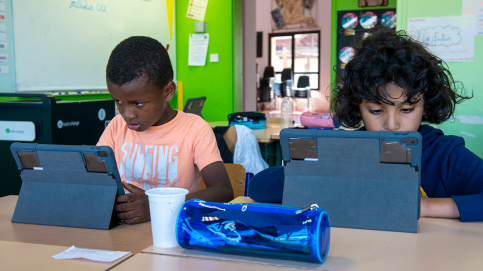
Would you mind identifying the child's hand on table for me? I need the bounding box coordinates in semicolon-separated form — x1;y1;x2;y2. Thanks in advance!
114;182;151;224
420;197;460;219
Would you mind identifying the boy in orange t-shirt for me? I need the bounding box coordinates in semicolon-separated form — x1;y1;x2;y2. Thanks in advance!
98;36;233;224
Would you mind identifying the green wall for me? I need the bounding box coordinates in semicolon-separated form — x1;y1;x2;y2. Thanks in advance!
397;0;483;158
173;0;235;122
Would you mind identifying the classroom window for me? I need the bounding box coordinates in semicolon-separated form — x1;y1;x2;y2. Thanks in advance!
269;31;320;90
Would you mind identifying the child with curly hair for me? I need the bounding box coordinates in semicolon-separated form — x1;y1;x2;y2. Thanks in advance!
249;27;483;221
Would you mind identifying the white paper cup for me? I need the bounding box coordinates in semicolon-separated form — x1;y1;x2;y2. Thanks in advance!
145;187;189;248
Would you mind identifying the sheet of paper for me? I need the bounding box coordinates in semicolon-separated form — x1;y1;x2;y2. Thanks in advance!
186;0;208;21
408;15;476;62
188;33;209;66
0;65;8;74
462;0;483;35
52;246;130;262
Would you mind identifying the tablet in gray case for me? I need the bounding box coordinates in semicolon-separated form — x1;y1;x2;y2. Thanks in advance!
280;129;422;233
183;96;206;118
10;142;124;230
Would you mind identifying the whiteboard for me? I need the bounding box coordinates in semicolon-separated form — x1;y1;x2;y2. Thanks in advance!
12;0;176;92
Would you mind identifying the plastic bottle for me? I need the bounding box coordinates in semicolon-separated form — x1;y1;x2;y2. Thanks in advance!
280;96;293;128
285;79;293;97
268;77;276;110
268;77;276;100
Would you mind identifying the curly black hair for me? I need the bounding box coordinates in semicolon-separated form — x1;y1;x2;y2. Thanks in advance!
106;36;173;90
332;27;471;128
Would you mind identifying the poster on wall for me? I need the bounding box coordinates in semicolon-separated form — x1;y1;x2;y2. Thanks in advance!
336;8;396;81
270;0;316;30
408;16;476;62
462;0;483;35
186;0;208;21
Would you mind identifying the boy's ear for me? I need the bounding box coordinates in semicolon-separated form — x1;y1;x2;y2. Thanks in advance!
164;81;176;102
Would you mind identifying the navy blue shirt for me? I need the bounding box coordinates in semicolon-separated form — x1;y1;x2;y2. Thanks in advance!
249;125;483;222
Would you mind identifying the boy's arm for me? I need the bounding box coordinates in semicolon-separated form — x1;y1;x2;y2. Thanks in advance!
186;161;234;202
440;139;483;221
98;116;151;224
114;182;150;224
114;161;234;224
420;197;460;219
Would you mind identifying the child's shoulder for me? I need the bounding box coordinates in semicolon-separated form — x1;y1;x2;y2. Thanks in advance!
177;111;209;126
167;112;215;144
419;124;465;150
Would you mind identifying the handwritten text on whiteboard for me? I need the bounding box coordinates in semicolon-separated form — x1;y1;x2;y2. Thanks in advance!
69;0;107;13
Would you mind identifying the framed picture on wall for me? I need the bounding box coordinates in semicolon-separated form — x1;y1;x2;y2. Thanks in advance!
270;0;317;31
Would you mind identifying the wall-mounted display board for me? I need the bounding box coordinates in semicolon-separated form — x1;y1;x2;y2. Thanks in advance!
0;0;16;92
10;0;175;92
335;8;396;82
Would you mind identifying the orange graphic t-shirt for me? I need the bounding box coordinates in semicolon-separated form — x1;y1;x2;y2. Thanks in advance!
97;111;222;193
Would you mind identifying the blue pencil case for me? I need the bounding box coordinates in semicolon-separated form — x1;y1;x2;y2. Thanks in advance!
176;199;331;263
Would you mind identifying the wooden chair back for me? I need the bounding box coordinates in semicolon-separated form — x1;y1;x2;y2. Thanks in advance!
200;163;246;198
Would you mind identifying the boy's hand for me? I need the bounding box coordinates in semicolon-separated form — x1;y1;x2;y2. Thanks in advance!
114;182;150;224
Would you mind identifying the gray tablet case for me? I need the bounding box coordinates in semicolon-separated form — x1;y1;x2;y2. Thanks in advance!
10;143;124;230
280;129;421;233
183;96;206;118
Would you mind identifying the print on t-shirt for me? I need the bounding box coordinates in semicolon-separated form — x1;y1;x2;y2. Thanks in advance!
119;142;179;189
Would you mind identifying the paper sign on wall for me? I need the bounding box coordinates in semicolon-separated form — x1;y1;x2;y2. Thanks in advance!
186;0;208;21
188;33;209;66
0;53;7;62
0;65;8;74
408;16;476;62
462;0;483;35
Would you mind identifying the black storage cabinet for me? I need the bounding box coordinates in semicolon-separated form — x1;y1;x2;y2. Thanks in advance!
0;93;115;196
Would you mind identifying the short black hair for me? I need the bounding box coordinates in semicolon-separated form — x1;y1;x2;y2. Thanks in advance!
332;27;471;128
106;36;173;89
